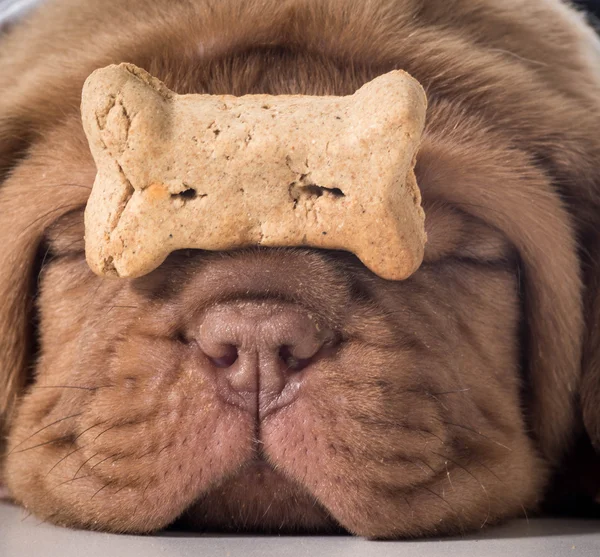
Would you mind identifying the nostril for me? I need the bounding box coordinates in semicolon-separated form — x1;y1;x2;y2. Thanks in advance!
208;344;238;368
278;345;314;372
175;331;192;345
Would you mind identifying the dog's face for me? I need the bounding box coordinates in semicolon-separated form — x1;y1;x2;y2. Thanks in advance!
1;0;600;539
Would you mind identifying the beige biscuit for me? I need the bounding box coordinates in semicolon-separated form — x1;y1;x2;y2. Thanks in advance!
81;63;427;280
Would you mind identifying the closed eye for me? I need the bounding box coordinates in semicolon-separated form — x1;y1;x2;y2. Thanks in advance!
42;209;86;258
423;202;515;265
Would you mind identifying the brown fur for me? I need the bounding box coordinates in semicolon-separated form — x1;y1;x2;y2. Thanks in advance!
1;0;600;538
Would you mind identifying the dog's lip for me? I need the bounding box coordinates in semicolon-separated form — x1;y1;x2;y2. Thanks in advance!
204;457;288;494
180;455;339;533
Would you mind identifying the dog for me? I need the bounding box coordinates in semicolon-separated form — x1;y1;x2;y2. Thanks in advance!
1;0;600;538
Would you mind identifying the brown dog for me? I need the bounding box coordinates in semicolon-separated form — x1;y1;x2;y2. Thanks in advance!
1;0;600;538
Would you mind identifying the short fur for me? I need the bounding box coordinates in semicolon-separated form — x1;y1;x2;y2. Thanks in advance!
0;0;599;538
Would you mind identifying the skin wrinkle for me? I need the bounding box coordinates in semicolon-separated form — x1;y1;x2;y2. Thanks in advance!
0;0;599;540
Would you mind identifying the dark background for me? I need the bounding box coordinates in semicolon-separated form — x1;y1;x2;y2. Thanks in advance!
577;0;600;20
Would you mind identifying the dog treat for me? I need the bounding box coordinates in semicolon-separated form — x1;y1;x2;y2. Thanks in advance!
81;63;427;280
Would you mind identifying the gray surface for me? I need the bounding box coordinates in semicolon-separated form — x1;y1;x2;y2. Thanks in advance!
1;501;599;557
0;0;43;27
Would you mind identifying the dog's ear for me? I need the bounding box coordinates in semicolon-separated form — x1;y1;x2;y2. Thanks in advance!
0;0;44;447
0;156;42;459
417;114;584;466
0;95;37;456
0;119;92;461
0;10;98;457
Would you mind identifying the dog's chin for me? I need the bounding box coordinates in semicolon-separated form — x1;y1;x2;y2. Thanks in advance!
176;460;341;534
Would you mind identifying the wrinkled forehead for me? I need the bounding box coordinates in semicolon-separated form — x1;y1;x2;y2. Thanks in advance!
2;52;514;275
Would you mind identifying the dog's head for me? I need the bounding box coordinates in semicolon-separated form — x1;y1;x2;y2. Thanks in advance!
1;0;600;538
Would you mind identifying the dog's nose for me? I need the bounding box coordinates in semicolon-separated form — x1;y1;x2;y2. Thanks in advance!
195;302;335;419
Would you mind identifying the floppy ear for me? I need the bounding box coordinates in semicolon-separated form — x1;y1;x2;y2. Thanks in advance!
0;120;92;464
0;28;97;464
417;110;584;465
0;10;137;454
0;106;36;460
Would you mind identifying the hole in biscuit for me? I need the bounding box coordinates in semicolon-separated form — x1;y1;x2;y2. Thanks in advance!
299;184;345;198
172;188;198;200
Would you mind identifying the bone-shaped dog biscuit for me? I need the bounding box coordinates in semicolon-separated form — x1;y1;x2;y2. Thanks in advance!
82;63;427;280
